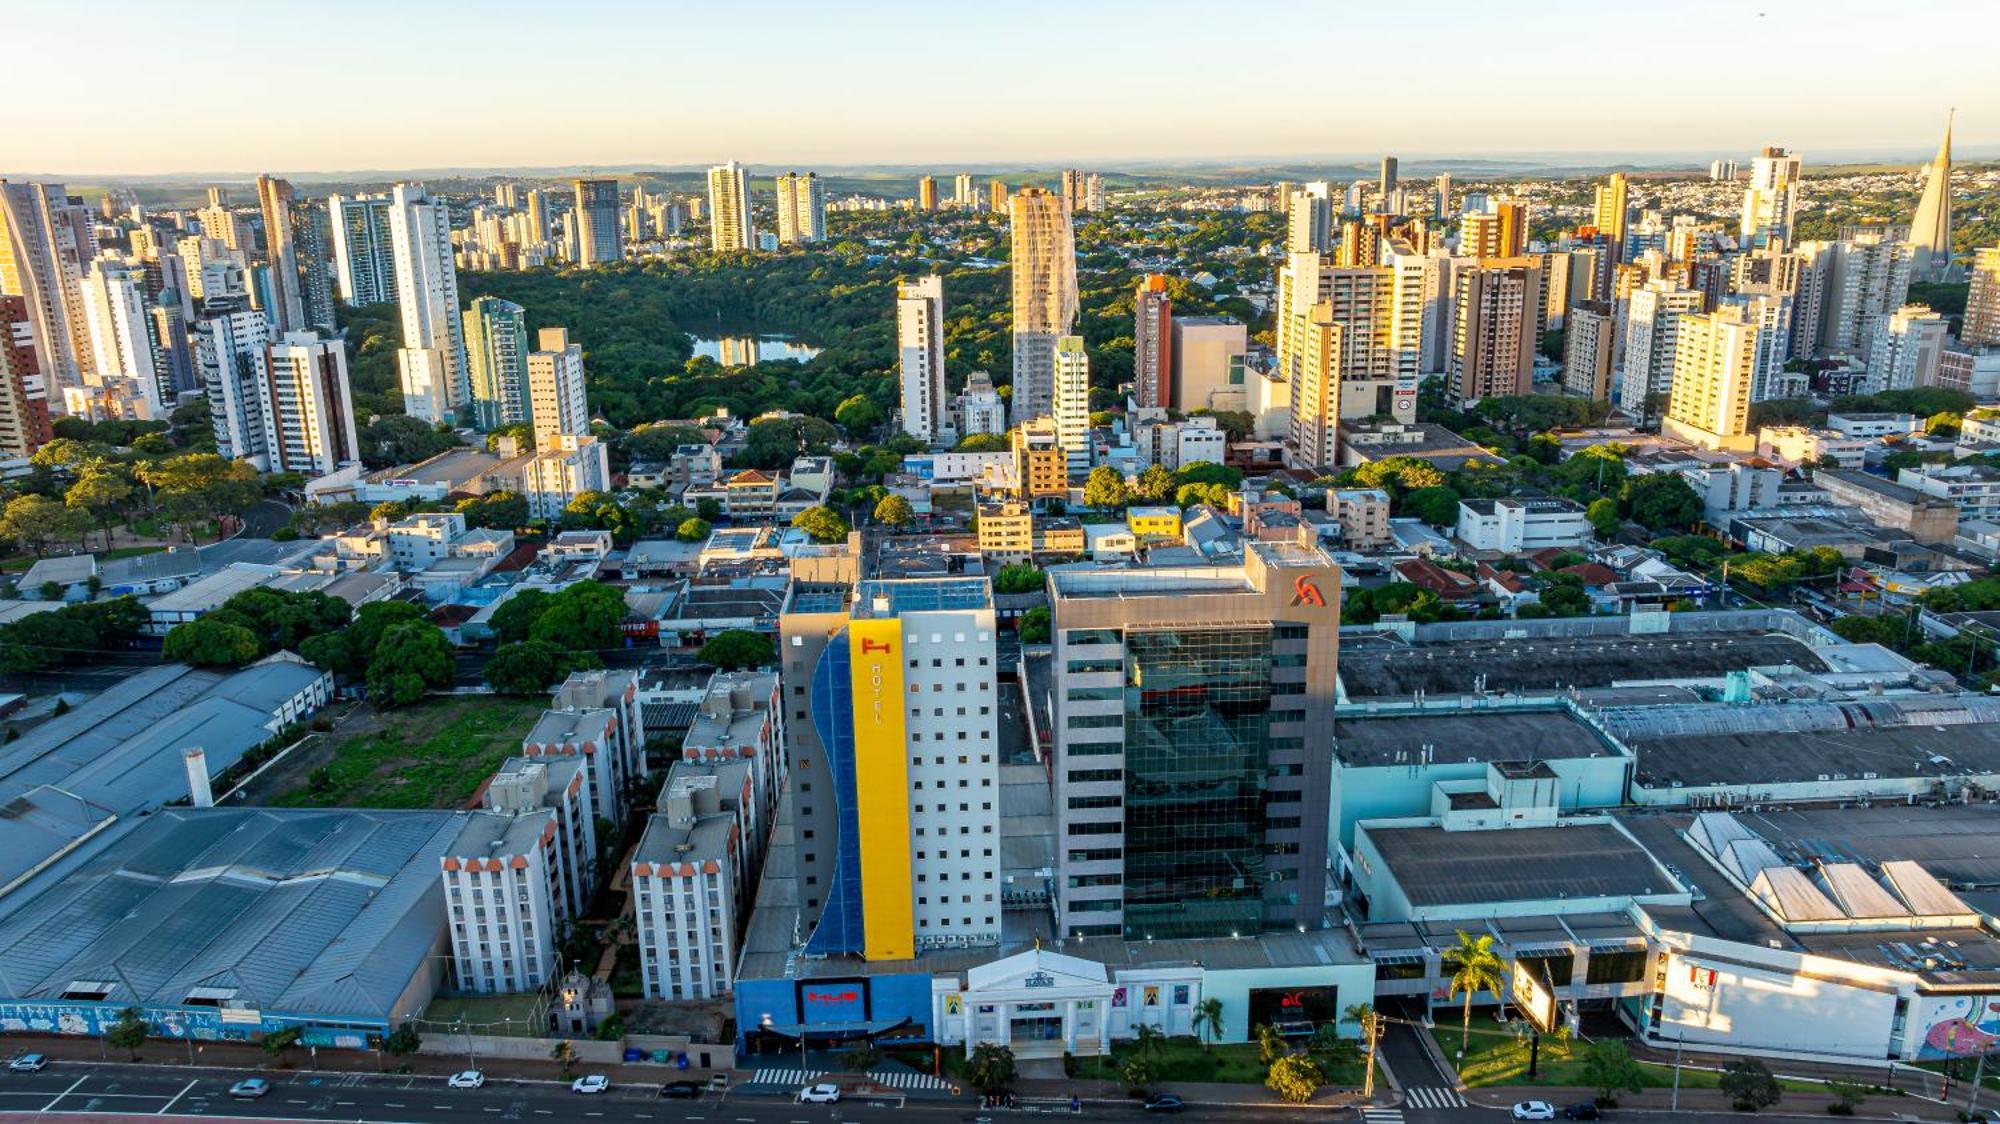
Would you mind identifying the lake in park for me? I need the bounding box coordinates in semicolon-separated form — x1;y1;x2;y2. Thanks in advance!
689;334;822;365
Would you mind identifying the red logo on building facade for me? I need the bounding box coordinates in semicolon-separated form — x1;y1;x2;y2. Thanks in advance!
805;989;860;1005
860;638;892;654
1291;574;1326;608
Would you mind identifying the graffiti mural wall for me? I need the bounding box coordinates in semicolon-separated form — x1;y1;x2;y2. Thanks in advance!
1914;994;2000;1059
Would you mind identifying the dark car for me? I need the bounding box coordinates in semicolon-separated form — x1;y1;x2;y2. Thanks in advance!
1562;1104;1601;1120
659;1081;702;1099
1143;1094;1185;1113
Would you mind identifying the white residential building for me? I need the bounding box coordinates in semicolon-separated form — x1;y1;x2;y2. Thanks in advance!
774;172;825;245
79;256;164;416
527;327;589;445
485;755;597;922
897;275;947;443
196;308;273;465
1820;229;1914;362
1740;146;1802;246
631;792;740;1000
1455;497;1593;553
1897;462;2000;523
385;512;467;569
327;193;397;307
957;370;1006;437
1618;281;1704;415
1869;305;1949;392
1052;335;1091;478
441;810;562;994
388;183;467;424
523;708;626;827
263;331;360;476
521;434;611;522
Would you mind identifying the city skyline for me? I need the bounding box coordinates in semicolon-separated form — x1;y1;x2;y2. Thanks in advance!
6;0;1996;177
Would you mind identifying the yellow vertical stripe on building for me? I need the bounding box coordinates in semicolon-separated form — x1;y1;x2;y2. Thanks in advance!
846;618;913;960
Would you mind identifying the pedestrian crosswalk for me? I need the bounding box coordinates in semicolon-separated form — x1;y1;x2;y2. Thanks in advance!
1403;1086;1468;1108
1359;1109;1404;1123
748;1068;951;1090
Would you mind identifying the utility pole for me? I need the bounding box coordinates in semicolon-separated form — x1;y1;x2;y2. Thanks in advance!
1671;1033;1684;1111
1970;1048;1990;1116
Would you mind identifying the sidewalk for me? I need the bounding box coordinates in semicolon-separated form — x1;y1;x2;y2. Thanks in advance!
1465;1082;1961;1121
1014;1076;1367;1110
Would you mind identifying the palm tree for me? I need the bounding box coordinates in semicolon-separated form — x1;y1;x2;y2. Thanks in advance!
1443;929;1504;1060
1192;997;1225;1049
1345;1003;1382;1099
1134;1023;1165;1063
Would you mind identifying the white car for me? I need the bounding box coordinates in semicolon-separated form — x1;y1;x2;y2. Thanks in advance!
8;1055;46;1073
572;1075;610;1095
447;1070;484;1090
1511;1103;1557;1122
798;1083;842;1104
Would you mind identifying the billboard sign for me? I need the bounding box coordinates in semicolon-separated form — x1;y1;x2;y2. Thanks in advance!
1511;960;1557;1034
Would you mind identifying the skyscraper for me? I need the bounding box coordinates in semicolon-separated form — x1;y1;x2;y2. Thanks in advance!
1966;248;2000;347
525;189;551;246
80;255;166;415
1434;173;1452;219
1592;172;1629;263
1060;169;1087;215
1563;301;1616;400
706;162;753;253
1447;258;1543;405
0;180;95;393
1869;304;1949;392
1461;201;1526;258
1741;146;1802;247
1132;274;1172;410
196;306;272;466
387;183;467;424
1664;306;1762;451
527;327;589;446
463;295;530;431
255;175;310;334
572;179;622;267
916;176;938;211
327;194;398;307
1285;182;1332;254
1007;188;1078;423
263;331;360;475
1051;335;1091;477
1819;227;1914;361
1047;543;1340;940
1618;280;1705;416
1909;112;1955;281
1277;244;1428;468
988;179;1008;213
1378;155;1399;204
953;173;975;208
895;274;946;443
774;172;826;245
0;296;53;456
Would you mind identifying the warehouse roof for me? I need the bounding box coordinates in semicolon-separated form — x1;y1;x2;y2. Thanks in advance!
1364;821;1685;909
1337;631;1828;698
0;807;461;1021
1335;708;1616;768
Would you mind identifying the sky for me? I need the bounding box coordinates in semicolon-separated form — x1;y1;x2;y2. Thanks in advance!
7;0;1996;177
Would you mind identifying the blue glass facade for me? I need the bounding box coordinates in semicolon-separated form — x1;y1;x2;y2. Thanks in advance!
803;632;864;955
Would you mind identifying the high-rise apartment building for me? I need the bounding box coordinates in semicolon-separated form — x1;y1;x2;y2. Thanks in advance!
953;173;975;209
1132;275;1173;410
1286;183;1332;254
706;162;754;253
988;180;1008;214
388;183;467;424
1008;188;1078;424
1966;247;2000;347
327;194;398;307
1819;228;1913;362
263;331;360;475
779;578;1002;959
80;255;165;415
1461;201;1526;258
1563;300;1616;400
1048;543;1340;940
1592;173;1629;262
1741;147;1802;247
524;189;551;246
1060;169;1088;215
440;811;563;994
1287;300;1346;471
1447;257;1543;405
896;275;947;444
1434;173;1452;219
1869;304;1949;392
1052;335;1091;478
198;307;273;466
1169;316;1248;413
464;296;530;431
1277;245;1427;467
572;179;623;267
1664;305;1762;451
1379;155;1399;203
1618;280;1706;416
0;181;96;394
917;176;938;211
774;173;826;245
1909;113;1954;282
0;296;53;456
256;175;307;333
526;327;589;447
957;369;1006;437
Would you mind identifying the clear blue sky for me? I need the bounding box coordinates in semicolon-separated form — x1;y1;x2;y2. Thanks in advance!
9;0;1993;175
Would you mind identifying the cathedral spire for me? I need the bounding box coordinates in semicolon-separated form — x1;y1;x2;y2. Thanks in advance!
1910;110;1956;281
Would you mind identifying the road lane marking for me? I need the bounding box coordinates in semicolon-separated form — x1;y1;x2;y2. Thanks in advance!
44;1075;90;1110
158;1080;199;1115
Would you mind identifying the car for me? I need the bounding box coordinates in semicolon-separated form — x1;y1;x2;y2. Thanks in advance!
1143;1094;1186;1113
798;1083;842;1104
708;1073;731;1091
659;1081;701;1099
1512;1103;1557;1122
1563;1106;1602;1121
447;1070;485;1090
7;1055;46;1073
229;1079;271;1099
572;1075;610;1095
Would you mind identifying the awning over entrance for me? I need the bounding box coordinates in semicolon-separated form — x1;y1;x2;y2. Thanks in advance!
758;1017;911;1038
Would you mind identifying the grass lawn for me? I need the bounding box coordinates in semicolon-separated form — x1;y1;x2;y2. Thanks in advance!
418;992;548;1037
270;695;545;809
1070;1037;1374;1087
1430;1024;1826;1093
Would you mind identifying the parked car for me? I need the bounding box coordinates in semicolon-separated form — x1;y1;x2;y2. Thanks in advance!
572;1075;610;1095
1563;1106;1602;1121
708;1073;731;1092
447;1071;485;1090
798;1083;842;1104
1512;1103;1557;1122
659;1081;702;1099
1143;1094;1186;1113
7;1055;46;1073
229;1079;271;1099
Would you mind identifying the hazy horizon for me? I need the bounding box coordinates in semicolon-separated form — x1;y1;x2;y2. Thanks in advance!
9;0;1991;178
